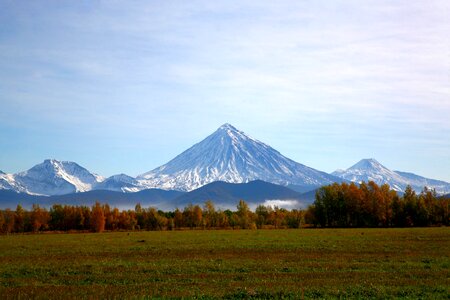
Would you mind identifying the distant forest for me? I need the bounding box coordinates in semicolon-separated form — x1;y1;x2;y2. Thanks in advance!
0;182;448;234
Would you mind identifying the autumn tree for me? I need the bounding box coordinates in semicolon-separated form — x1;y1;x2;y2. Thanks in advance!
135;203;144;230
103;204;113;230
3;209;15;234
193;205;203;228
129;211;138;230
0;211;4;233
119;211;131;230
30;204;49;232
216;210;229;228
269;207;287;228
91;202;105;233
14;204;26;233
110;208;120;230
203;200;217;228
183;204;203;229
346;182;362;226
145;207;167;230
173;208;183;229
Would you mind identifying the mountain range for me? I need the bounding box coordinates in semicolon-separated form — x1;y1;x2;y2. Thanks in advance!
1;124;449;209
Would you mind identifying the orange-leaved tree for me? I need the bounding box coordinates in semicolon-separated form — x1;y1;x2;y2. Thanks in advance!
91;202;105;233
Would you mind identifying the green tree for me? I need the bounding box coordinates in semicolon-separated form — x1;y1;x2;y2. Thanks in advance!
236;200;253;229
255;205;269;229
286;209;303;228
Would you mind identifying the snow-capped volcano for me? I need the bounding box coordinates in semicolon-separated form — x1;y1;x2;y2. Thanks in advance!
332;159;407;191
138;123;341;192
13;159;104;196
332;158;450;194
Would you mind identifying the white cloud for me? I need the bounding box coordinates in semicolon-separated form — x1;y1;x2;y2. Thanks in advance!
262;199;304;210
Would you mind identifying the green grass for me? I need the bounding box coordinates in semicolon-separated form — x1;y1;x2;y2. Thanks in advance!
0;228;449;299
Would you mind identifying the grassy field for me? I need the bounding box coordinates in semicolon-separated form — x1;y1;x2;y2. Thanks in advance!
0;228;449;299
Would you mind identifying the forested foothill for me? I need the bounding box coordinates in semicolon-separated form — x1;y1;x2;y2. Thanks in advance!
0;182;448;234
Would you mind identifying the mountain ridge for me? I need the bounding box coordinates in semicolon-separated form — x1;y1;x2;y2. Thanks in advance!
172;180;308;209
332;158;450;194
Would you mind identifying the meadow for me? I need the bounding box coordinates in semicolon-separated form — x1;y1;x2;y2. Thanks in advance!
0;228;449;299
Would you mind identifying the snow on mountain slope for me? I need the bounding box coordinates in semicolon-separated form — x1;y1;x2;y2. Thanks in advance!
13;159;104;196
95;174;141;192
393;171;450;194
0;172;19;191
332;159;450;194
332;159;408;191
138;123;342;192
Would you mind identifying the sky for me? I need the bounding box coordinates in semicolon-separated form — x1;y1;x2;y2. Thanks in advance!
0;0;449;181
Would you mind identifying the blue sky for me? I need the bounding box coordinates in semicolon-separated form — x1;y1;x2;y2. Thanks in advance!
1;0;449;181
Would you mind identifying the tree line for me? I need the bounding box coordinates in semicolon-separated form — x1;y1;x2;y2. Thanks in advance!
0;182;448;234
310;182;449;227
0;200;303;233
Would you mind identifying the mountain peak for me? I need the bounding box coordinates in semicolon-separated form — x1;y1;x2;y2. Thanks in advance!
110;173;135;181
218;123;237;131
14;159;102;195
43;158;59;165
216;123;243;138
351;158;383;170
